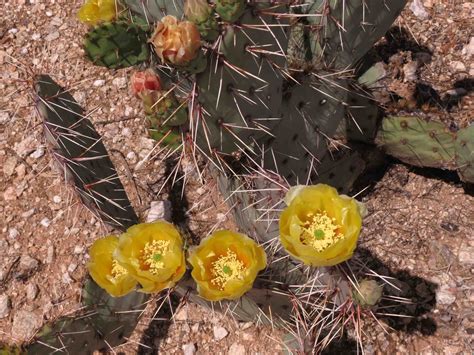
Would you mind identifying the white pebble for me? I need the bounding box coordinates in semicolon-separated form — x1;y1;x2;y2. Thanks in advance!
93;80;105;87
53;195;61;204
40;218;51;228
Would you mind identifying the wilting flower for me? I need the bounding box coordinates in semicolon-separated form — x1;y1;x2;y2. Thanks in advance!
279;184;364;267
150;15;201;66
188;230;267;301
78;0;119;25
130;70;162;97
87;235;137;297
114;222;186;293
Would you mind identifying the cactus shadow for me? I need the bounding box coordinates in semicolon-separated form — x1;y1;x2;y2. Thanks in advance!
359;247;438;335
324;247;438;353
137;299;176;355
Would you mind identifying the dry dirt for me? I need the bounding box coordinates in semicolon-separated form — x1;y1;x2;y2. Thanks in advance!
1;0;473;354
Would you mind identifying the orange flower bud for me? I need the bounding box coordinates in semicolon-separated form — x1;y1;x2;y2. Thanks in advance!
150;16;201;66
130;70;162;97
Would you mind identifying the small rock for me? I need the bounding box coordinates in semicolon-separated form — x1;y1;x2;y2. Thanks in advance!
126;151;137;163
26;283;39;301
40;217;51;228
12;310;43;341
450;61;466;72
29;147;45;159
45;31;59;42
213;325;228;341
93;80;105;87
15;164;26;179
0;294;10;318
3;186;16;201
175;306;188;321
462;37;474;57
146;201;172;223
403;61;418;82
240;322;253;330
62;272;73;284
112;77;127;89
68;263;77;273
459;246;474;264
229;343;246;355
191;323;200;333
436;285;456;305
8;228;19;239
74;91;86;104
409;0;429;19
0;111;10;124
19;255;39;275
45;245;55;264
3;156;17;177
73;245;84;254
182;343;196;355
21;208;35;218
122;127;132;137
31;33;41;40
53;195;62;204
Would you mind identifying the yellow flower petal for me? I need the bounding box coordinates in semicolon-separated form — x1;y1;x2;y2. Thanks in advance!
114;221;186;294
188;230;267;301
87;235;137;297
279;184;363;267
78;0;119;25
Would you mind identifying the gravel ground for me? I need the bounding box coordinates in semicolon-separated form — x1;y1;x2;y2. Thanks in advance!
0;0;473;353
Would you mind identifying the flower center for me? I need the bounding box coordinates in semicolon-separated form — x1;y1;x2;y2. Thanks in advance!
142;240;171;275
109;259;128;282
211;249;245;290
301;212;343;252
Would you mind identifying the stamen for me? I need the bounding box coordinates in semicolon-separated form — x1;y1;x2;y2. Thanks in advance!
142;240;171;274
301;211;343;252
211;249;245;290
108;259;128;283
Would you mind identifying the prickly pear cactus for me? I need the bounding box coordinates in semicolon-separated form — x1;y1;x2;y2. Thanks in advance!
84;22;149;68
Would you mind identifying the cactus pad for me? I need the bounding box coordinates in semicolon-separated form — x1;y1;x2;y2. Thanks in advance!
376;116;456;169
455;125;474;184
35;75;139;229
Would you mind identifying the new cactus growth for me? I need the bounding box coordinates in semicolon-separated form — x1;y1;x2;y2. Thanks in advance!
84;22;149;68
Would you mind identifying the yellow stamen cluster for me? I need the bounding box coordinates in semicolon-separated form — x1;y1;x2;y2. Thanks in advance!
109;259;128;283
142;240;171;275
211;249;245;290
301;212;343;252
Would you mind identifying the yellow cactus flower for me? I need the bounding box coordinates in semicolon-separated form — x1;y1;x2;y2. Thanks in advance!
279;184;364;267
78;0;119;26
150;15;201;66
114;222;186;293
87;235;137;297
188;230;267;301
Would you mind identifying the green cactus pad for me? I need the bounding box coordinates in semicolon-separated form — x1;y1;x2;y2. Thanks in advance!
194;4;288;158
376;116;456;169
455;125;474;183
215;0;246;22
84;22;149;69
